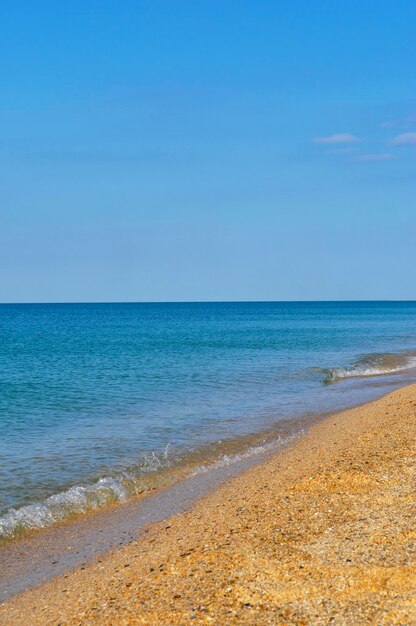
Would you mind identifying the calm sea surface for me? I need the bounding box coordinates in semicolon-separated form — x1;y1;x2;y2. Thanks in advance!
1;302;416;538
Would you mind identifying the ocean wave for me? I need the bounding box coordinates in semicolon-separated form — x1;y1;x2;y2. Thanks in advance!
0;431;300;541
0;443;179;540
319;352;416;384
0;477;129;540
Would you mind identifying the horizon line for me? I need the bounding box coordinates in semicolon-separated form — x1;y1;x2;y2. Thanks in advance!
1;299;416;305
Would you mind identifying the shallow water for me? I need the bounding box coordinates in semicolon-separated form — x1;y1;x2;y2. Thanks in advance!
1;301;416;538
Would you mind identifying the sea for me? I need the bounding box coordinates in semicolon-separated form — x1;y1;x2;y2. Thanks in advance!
1;301;416;540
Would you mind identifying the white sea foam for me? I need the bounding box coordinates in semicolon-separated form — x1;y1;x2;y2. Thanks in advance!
192;430;303;475
0;477;128;540
321;353;416;384
0;445;183;540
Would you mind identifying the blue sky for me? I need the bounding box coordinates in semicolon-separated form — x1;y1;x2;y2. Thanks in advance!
1;1;415;301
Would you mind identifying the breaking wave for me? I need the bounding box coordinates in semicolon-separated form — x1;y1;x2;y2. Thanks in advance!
0;478;129;540
0;444;178;540
319;352;416;384
0;428;301;541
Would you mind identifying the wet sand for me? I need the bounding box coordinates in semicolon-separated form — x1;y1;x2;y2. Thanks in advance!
0;423;303;603
1;385;416;624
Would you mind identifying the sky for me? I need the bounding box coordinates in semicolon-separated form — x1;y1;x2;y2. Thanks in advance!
1;0;415;302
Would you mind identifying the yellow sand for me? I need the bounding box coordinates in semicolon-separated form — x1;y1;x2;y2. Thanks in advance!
1;385;416;624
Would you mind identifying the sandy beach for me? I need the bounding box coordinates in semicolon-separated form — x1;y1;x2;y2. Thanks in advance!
1;384;416;624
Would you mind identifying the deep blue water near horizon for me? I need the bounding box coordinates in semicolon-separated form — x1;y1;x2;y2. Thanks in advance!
1;301;416;539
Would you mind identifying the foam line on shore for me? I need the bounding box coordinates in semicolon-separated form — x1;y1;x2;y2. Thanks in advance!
2;384;416;624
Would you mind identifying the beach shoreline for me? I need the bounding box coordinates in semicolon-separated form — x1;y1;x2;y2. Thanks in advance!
0;417;305;604
1;384;416;623
0;375;409;602
1;370;413;550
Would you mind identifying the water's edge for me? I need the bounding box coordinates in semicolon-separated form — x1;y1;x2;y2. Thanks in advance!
0;422;304;603
0;380;412;603
3;356;416;542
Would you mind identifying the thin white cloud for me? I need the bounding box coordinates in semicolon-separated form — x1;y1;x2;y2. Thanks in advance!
391;132;416;145
313;133;361;145
355;153;396;162
380;120;396;129
381;115;416;130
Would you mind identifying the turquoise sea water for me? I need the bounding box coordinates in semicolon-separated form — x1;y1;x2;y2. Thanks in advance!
1;301;416;539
